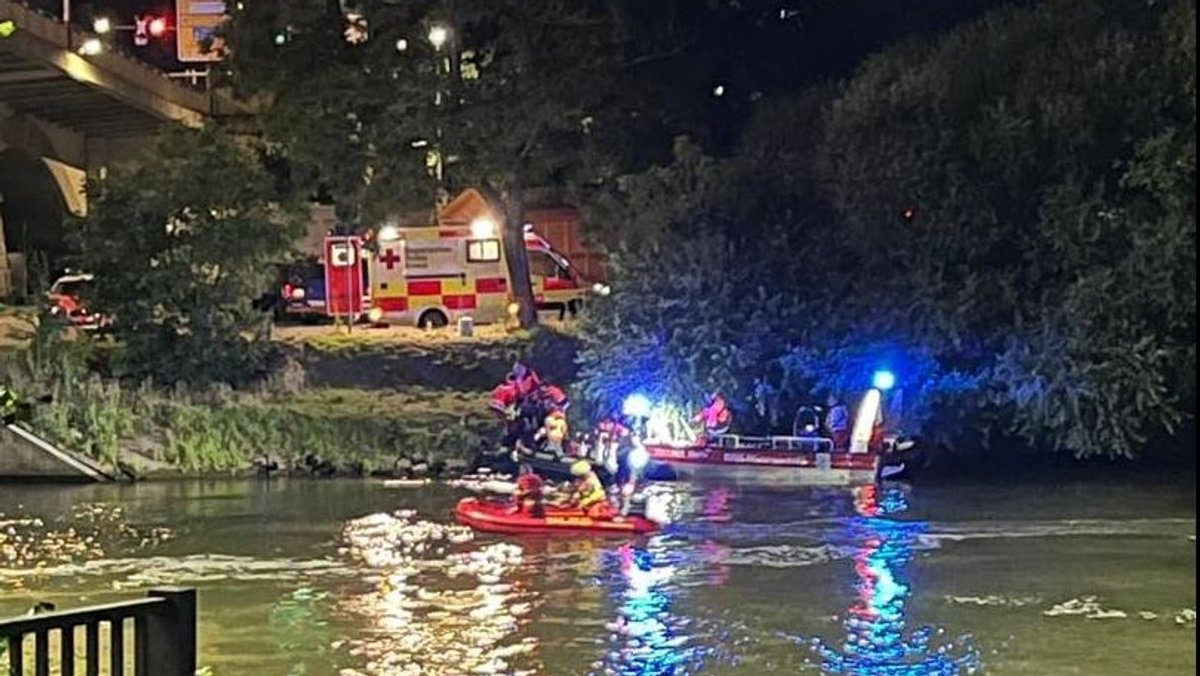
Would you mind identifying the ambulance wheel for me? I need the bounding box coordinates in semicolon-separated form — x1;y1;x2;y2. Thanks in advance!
418;309;449;329
567;300;582;318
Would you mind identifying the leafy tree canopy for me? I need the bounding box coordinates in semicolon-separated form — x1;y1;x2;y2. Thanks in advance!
76;127;301;385
579;0;1196;458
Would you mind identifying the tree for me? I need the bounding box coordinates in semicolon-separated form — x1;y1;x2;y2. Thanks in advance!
579;0;1196;458
816;0;1195;456
76;127;300;385
220;0;712;328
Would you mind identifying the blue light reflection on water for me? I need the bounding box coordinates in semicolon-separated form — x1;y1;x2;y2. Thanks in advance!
591;541;730;676
798;484;982;676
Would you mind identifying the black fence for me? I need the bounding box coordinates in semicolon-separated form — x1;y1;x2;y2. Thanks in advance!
0;587;195;676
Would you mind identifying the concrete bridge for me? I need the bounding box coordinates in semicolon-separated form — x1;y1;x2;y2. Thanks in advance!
0;0;245;296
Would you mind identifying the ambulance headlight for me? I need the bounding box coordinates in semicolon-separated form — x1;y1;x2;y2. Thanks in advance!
591;282;611;296
470;218;497;239
378;225;401;242
368;307;384;323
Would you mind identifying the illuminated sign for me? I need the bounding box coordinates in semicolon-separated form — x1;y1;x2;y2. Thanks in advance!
176;0;226;62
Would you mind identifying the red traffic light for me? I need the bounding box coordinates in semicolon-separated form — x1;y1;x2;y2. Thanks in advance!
134;14;168;46
148;16;167;37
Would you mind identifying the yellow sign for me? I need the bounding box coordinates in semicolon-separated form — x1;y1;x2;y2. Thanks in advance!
176;0;226;63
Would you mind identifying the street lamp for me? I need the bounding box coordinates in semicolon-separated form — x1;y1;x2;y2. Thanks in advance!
77;37;103;55
427;24;448;50
92;16;111;34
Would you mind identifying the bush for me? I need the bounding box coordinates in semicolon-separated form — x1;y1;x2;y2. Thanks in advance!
74;126;301;386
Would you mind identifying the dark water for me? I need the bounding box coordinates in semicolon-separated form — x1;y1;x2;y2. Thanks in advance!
1;477;1194;675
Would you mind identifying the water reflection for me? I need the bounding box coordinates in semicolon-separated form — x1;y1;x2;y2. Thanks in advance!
802;485;982;675
596;543;686;676
334;511;538;675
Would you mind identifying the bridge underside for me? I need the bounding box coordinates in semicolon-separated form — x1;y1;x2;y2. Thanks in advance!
1;50;169;138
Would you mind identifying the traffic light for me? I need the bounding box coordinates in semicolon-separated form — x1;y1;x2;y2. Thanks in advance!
133;14;167;46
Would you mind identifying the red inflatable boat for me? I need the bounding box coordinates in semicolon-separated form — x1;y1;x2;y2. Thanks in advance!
454;497;660;535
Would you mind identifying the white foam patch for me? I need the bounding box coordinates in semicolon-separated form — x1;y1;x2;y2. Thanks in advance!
928;518;1196;543
1043;596;1128;620
0;553;354;586
944;595;1042;608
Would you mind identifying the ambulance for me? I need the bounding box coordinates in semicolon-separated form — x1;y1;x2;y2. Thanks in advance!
365;219;608;328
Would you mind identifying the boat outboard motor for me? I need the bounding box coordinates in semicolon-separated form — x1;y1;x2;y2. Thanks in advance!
793;405;823;437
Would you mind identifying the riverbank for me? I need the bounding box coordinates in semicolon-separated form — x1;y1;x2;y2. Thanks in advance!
1;309;582;479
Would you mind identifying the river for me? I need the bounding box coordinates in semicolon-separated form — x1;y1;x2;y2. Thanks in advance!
1;477;1194;675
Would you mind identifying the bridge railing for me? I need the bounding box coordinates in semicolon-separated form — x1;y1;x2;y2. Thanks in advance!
0;587;196;676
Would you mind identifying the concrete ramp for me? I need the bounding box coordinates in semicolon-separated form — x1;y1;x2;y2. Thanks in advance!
0;423;114;482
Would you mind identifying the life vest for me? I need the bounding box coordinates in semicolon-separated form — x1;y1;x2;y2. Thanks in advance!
573;472;606;509
698;396;731;432
543;412;568;444
538;384;569;410
488;383;519;416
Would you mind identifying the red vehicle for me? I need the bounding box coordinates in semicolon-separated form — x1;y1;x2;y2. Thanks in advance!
47;273;107;330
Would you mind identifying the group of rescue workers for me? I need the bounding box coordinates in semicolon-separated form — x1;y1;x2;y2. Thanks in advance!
487;363;618;518
488;363;862;522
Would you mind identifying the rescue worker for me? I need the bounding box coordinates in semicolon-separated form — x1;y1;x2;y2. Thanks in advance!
489;379;523;451
536;408;569;457
693;391;732;441
568;460;616;519
509;463;546;518
536;382;570;414
825;394;851;451
511;363;541;400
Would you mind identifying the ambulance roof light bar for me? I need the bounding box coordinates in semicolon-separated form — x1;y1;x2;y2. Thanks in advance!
471;217;497;239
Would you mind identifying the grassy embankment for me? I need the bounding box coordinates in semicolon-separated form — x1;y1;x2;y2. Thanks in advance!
0;309;581;476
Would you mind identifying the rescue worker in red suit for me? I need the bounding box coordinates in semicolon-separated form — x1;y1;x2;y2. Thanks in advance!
488;379;524;451
511;363;541;400
825;394;851;452
693;392;732;443
509;463;546;517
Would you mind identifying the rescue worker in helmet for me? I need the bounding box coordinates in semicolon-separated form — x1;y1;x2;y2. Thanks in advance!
488;378;524;452
825;393;851;452
693;391;732;442
568;459;616;519
535;408;569;459
510;362;541;400
509;463;546;517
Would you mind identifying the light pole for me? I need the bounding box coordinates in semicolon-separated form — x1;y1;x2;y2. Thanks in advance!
428;23;451;191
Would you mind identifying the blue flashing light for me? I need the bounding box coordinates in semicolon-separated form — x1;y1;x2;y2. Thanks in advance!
623;393;652;419
873;370;897;391
628;443;650;471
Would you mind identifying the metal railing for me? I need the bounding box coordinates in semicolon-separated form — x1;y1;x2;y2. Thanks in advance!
710;434;837;453
0;587;196;676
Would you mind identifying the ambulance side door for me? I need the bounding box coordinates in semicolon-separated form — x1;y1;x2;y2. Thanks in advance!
466;237;506;321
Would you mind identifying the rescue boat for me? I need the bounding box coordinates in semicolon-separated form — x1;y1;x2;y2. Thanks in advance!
644;436;882;485
454;497;660;535
643;387;903;485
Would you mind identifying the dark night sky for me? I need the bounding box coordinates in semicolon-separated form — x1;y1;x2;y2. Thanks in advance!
34;0;1017;80
30;0;1018;138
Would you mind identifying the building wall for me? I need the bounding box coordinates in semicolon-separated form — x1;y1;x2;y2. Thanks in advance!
525;206;608;282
